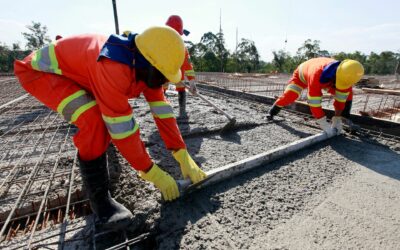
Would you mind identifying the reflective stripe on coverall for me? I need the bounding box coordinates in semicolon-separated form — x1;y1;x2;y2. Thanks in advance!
14;34;186;171
274;57;353;119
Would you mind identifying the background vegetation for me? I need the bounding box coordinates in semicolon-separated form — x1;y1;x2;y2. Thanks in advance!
1;21;399;75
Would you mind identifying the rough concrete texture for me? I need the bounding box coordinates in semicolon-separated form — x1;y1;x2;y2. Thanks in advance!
100;90;400;249
0;77;26;105
1;83;399;249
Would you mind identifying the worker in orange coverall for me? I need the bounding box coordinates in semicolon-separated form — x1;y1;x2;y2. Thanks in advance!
14;26;207;231
163;15;196;118
267;57;364;135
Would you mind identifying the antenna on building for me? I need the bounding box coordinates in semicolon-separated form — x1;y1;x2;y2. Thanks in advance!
219;8;222;34
219;8;223;72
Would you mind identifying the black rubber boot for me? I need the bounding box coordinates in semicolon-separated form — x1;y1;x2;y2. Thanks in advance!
78;153;133;230
178;91;187;118
341;100;352;119
266;105;282;120
341;100;360;131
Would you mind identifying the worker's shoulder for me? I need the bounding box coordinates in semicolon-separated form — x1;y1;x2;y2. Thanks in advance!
306;57;335;65
55;34;107;51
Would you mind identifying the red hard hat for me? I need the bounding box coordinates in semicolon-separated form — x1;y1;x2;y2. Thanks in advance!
166;15;183;35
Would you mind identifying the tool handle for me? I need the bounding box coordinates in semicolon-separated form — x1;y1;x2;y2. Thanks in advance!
185;82;234;120
176;179;192;194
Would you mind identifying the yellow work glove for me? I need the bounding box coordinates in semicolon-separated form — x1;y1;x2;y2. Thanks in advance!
172;149;207;184
139;164;179;201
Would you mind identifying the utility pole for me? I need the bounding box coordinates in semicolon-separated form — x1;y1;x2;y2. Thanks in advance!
235;27;238;72
219;8;223;72
112;0;120;34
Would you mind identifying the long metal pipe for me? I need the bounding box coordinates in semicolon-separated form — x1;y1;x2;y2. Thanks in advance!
178;132;337;193
112;0;119;34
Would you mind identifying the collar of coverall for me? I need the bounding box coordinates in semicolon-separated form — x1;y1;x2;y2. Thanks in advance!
320;60;341;84
97;32;151;69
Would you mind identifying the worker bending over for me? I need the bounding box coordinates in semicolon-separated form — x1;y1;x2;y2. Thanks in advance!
163;15;196;118
267;57;364;134
14;26;207;230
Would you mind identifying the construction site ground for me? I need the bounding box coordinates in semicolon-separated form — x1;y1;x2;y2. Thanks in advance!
0;76;399;249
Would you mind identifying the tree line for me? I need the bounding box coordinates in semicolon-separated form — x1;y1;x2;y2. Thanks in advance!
1;22;399;75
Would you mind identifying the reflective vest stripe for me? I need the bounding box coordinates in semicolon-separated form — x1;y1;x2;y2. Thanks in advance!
298;63;306;84
149;101;175;119
57;90;96;123
307;95;322;107
185;69;195;77
31;43;62;75
102;114;139;139
334;90;349;103
285;83;303;95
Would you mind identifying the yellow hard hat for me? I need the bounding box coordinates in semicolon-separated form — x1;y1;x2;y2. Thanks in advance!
336;59;364;89
135;26;184;83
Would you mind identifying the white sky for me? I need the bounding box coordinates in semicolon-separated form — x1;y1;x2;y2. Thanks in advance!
1;0;400;61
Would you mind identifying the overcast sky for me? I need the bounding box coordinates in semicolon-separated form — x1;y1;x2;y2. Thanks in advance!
1;0;399;61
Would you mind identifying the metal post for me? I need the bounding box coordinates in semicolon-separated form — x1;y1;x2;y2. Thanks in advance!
112;0;119;34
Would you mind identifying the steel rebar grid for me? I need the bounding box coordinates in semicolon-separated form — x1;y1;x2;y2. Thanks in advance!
197;74;400;122
27;126;72;248
59;151;78;249
0;122;63;240
0;114;59;196
0;114;65;206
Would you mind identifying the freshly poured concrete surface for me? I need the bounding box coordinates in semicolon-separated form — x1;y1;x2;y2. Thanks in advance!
1;80;399;249
111;92;400;249
259;144;400;250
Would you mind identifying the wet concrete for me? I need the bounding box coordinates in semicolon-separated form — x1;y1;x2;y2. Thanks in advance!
106;91;400;249
1;87;399;249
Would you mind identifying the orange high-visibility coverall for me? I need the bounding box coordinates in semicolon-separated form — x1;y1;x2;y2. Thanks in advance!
275;57;353;119
14;34;186;171
163;47;195;92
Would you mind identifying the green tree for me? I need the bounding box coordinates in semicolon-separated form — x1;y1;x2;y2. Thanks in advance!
296;39;322;60
199;31;229;72
22;21;51;50
366;51;399;75
272;50;299;73
0;43;10;72
236;38;260;72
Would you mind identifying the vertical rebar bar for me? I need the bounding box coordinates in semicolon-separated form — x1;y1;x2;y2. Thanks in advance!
27;126;72;248
0;124;61;240
59;151;78;250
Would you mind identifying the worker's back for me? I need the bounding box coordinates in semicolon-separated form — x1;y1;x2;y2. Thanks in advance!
54;34;108;88
299;57;336;87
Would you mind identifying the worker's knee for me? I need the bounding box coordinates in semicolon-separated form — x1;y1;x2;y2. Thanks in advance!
176;87;185;92
73;106;110;161
276;89;300;107
14;59;44;93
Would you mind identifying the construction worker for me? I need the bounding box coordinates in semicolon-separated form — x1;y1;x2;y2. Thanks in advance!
14;26;207;230
163;15;196;118
267;57;364;134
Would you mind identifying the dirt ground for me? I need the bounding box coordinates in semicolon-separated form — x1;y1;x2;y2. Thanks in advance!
1;81;399;249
